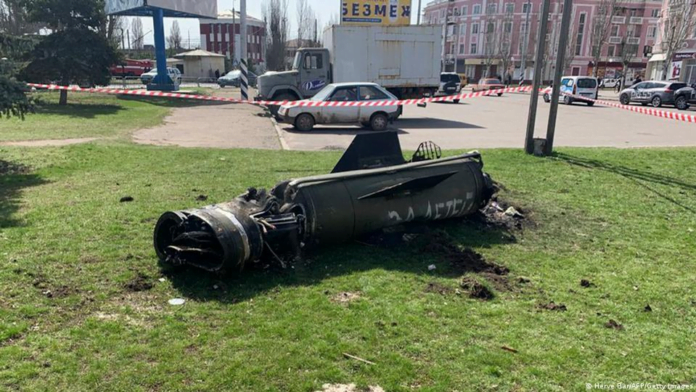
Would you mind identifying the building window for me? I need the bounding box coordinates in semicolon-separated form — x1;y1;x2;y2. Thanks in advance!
522;3;532;13
504;22;512;33
651;9;660;18
460;44;465;54
505;3;514;13
648;26;656;38
487;3;497;14
575;13;586;56
629;9;637;17
461;6;467;15
473;4;481;14
471;43;478;54
460;23;467;35
611;25;619;36
607;45;615;57
472;23;479;34
487;22;495;33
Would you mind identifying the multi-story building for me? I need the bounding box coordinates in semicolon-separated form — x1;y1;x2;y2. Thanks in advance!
647;0;696;82
199;10;266;67
424;0;662;82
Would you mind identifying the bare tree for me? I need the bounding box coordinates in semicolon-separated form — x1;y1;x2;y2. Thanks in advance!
131;17;144;50
497;8;514;83
659;0;696;79
167;20;182;52
589;0;624;77
102;15;124;43
618;39;638;86
264;0;289;71
482;8;498;78
0;0;40;35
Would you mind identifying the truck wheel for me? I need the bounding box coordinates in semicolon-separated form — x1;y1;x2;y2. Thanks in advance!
370;113;389;131
294;113;315;132
620;94;630;105
676;96;690;110
269;93;297;117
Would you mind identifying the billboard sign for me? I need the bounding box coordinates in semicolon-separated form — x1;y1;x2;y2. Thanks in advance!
106;0;216;18
105;0;144;14
341;0;412;26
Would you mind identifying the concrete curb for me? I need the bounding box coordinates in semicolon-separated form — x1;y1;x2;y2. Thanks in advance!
270;116;290;151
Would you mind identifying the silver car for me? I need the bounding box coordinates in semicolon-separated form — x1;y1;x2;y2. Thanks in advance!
278;83;401;132
619;81;688;108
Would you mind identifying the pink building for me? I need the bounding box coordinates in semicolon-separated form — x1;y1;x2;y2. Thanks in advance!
647;0;696;82
424;0;662;81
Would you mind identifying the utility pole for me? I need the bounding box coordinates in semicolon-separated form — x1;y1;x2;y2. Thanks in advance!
454;18;461;73
418;0;423;25
233;7;237;65
544;0;573;156
519;0;531;81
524;0;551;154
127;29;131;50
240;0;249;100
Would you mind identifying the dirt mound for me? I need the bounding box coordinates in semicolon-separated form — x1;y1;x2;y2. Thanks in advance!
125;273;153;292
424;282;452;295
460;277;494;300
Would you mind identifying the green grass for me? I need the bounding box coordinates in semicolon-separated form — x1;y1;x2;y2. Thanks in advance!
1;143;695;391
0;91;218;142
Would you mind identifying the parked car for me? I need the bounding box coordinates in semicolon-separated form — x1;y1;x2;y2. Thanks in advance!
434;72;463;103
599;78;620;88
552;76;598;106
619;81;687;107
140;67;182;85
277;82;401;132
218;70;258;88
471;78;505;96
673;85;696;110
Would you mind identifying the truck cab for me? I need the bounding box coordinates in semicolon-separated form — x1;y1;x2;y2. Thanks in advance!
256;48;331;102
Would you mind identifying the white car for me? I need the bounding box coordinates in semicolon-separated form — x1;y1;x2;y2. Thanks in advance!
140;67;182;85
277;83;401;132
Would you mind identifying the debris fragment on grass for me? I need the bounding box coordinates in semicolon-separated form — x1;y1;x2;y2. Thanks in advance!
119;196;134;203
501;346;518;353
342;353;375;365
539;302;567;312
644;304;652;312
580;279;594;288
605;319;624;330
460;277;494;300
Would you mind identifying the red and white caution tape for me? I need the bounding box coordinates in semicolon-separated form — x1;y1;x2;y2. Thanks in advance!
27;83;532;107
559;92;696;124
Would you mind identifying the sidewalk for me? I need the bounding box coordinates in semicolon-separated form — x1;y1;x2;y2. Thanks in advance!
597;90;621;102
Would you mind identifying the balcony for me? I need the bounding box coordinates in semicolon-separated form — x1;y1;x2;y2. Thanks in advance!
609;37;623;44
630;17;644;24
612;16;627;23
628;37;641;44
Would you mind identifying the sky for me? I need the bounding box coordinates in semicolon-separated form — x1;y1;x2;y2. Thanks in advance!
129;0;423;47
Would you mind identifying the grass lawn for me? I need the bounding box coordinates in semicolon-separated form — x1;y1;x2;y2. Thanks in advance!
0;143;695;391
0;90;217;143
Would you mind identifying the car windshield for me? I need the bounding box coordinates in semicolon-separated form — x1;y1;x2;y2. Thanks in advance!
441;74;460;83
310;85;335;101
292;53;302;70
224;71;241;79
577;79;597;88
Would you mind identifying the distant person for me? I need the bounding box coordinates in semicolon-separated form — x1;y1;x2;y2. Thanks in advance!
506;73;512;87
634;76;642;84
215;69;220;79
615;79;622;93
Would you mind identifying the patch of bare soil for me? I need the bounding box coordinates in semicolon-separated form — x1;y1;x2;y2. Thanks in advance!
605;319;624;330
124;273;154;292
538;301;567;311
460;277;494;300
330;292;361;304
317;384;384;392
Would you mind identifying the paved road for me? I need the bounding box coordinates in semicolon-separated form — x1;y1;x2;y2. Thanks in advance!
278;91;696;151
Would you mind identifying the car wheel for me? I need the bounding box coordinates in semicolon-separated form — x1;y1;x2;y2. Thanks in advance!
497;93;503;97
370;113;389;131
676;96;690;110
641;102;648;106
453;99;460;104
651;96;662;108
587;101;595;107
543;93;550;103
620;94;630;105
294;113;315;132
563;95;572;105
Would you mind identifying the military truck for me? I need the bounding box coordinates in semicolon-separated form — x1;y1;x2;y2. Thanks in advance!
256;25;442;104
